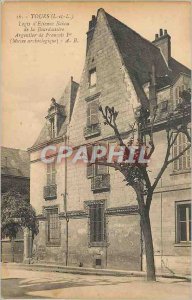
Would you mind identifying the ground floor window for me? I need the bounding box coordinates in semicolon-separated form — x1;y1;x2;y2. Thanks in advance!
176;202;191;243
46;208;60;246
89;202;106;245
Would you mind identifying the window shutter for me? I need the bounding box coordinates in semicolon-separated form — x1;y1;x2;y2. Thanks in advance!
96;164;108;175
89;203;105;243
47;164;51;185
51;162;56;184
172;132;190;171
87;104;91;126
90;101;99;125
87;163;94;178
89;205;95;242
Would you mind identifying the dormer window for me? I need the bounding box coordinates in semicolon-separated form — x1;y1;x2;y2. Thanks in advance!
89;68;96;88
46;98;66;140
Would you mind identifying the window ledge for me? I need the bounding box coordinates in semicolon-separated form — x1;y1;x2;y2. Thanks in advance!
170;170;190;176
174;243;191;247
46;243;61;248
88;241;107;248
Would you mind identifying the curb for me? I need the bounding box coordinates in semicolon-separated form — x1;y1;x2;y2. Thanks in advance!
3;263;191;282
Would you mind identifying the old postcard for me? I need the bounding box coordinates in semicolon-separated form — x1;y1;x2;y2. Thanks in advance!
1;1;191;299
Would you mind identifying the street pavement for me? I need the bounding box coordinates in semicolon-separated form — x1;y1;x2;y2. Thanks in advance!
1;264;191;300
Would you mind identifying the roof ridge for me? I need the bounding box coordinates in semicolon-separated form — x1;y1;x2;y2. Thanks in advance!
104;11;160;52
170;57;191;71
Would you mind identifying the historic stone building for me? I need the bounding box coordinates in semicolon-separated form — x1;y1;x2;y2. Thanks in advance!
29;9;191;274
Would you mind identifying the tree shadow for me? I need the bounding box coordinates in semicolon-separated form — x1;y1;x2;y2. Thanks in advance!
2;276;132;299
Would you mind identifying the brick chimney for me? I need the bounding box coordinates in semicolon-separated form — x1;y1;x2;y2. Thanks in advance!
153;29;171;64
149;64;157;118
86;15;97;54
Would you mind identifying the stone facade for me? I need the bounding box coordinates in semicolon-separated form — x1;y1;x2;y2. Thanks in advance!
29;9;191;274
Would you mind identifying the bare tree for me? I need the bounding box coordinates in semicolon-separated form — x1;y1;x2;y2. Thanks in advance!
96;89;191;281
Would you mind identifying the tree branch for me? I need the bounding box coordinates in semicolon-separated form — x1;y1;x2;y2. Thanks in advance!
168;144;191;164
151;129;172;192
99;106;126;146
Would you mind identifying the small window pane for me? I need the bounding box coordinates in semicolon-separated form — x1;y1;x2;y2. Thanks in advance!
180;206;186;221
46;208;60;245
96;164;108;175
47;162;56;185
180;222;187;241
89;69;96;87
87;101;99;126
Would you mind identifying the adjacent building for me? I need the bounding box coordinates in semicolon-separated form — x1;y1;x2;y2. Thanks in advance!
29;9;191;274
1;147;30;262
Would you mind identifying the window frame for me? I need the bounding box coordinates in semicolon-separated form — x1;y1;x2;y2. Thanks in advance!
86;144;109;178
47;161;56;186
86;99;99;127
172;131;190;172
175;201;191;244
174;84;187;107
88;201;106;247
45;207;61;246
89;68;97;88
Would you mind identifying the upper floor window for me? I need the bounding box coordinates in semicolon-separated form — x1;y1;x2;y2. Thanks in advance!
173;132;190;172
176;202;191;243
87;146;110;192
175;84;189;106
87;163;108;178
89;68;96;88
46;208;60;246
159;100;168;112
87;100;99;126
50;117;56;139
47;162;56;185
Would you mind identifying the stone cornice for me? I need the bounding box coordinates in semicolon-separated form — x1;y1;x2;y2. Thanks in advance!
59;210;88;219
154;183;191;194
28;136;64;153
85;92;101;102
106;205;138;216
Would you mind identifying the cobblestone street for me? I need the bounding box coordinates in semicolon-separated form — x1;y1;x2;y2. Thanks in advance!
2;264;191;299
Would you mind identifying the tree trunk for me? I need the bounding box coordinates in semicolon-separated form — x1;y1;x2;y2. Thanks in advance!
134;186;156;281
141;208;156;281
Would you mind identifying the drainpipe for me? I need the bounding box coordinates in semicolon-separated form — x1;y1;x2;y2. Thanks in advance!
160;178;163;273
62;135;69;266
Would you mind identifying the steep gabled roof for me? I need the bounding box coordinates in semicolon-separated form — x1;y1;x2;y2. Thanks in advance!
104;11;190;106
1;147;30;178
169;57;191;82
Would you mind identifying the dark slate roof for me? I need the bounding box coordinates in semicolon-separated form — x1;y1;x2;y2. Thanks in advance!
104;11;191;106
1;147;30;178
169;58;191;82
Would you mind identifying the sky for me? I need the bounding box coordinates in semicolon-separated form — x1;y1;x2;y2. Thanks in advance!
2;1;191;150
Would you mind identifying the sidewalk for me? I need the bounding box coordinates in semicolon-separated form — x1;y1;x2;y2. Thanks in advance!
5;262;191;281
